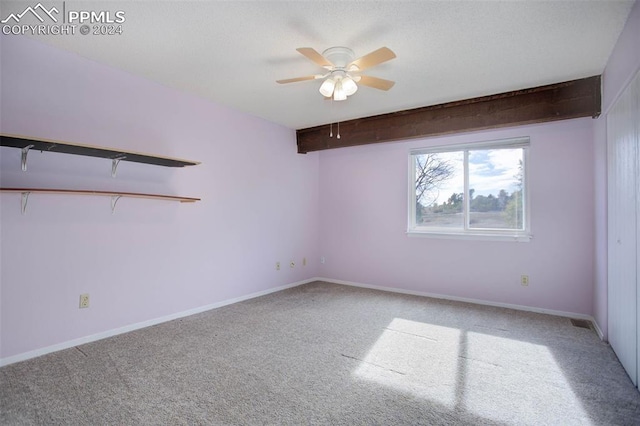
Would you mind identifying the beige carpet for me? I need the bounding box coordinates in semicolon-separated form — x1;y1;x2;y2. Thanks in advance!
1;281;639;425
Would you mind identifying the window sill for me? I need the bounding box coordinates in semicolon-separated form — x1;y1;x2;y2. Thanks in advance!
407;230;532;242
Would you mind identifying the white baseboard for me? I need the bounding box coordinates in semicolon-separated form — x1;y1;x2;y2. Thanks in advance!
592;320;605;341
1;276;604;367
0;278;314;367
317;277;599;325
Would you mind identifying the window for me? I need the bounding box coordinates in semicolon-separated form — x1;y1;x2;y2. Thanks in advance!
408;138;530;241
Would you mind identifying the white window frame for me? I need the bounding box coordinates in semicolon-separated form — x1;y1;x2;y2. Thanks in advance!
407;137;531;242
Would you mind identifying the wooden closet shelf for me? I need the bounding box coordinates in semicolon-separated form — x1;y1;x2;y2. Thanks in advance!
0;188;200;203
1;134;200;168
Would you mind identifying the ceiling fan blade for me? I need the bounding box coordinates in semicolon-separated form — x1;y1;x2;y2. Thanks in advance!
296;47;334;68
357;75;395;91
276;75;319;84
349;47;396;71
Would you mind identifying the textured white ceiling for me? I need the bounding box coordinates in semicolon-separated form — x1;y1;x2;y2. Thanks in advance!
5;0;635;129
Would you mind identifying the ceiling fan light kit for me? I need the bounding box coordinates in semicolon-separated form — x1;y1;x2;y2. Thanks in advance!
277;45;396;101
319;78;336;97
340;76;358;95
332;81;347;101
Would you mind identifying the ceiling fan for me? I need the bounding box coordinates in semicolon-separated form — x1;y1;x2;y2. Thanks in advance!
277;46;396;101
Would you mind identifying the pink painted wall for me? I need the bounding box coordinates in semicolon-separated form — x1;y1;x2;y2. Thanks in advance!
0;35;319;360
318;119;595;315
3;1;636;361
594;0;640;339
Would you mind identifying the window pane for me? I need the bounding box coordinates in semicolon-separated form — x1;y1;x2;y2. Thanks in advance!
414;151;464;229
468;148;524;230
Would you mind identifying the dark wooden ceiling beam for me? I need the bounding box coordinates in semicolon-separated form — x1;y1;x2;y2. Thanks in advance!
296;75;601;153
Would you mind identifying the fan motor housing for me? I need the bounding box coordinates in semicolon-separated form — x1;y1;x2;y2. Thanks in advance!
322;46;355;69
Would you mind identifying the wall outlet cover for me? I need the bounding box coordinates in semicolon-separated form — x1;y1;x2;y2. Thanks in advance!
79;294;90;309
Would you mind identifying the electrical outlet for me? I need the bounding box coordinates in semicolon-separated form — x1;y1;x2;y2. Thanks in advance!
302;257;307;267
320;256;325;264
290;261;295;268
521;275;529;286
79;294;90;309
276;262;280;271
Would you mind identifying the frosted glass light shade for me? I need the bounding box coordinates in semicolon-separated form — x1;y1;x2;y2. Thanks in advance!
333;80;347;101
319;78;336;97
341;77;358;96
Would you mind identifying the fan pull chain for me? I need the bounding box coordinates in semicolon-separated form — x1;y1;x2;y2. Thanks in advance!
329;97;334;138
327;97;341;139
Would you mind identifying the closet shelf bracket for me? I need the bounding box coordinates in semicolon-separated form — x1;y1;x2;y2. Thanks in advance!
21;191;30;214
21;145;34;172
111;156;126;178
110;195;122;214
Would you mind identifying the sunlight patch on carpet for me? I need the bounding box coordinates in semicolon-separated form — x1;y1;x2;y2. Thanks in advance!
354;318;592;424
354;318;460;408
461;331;590;424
